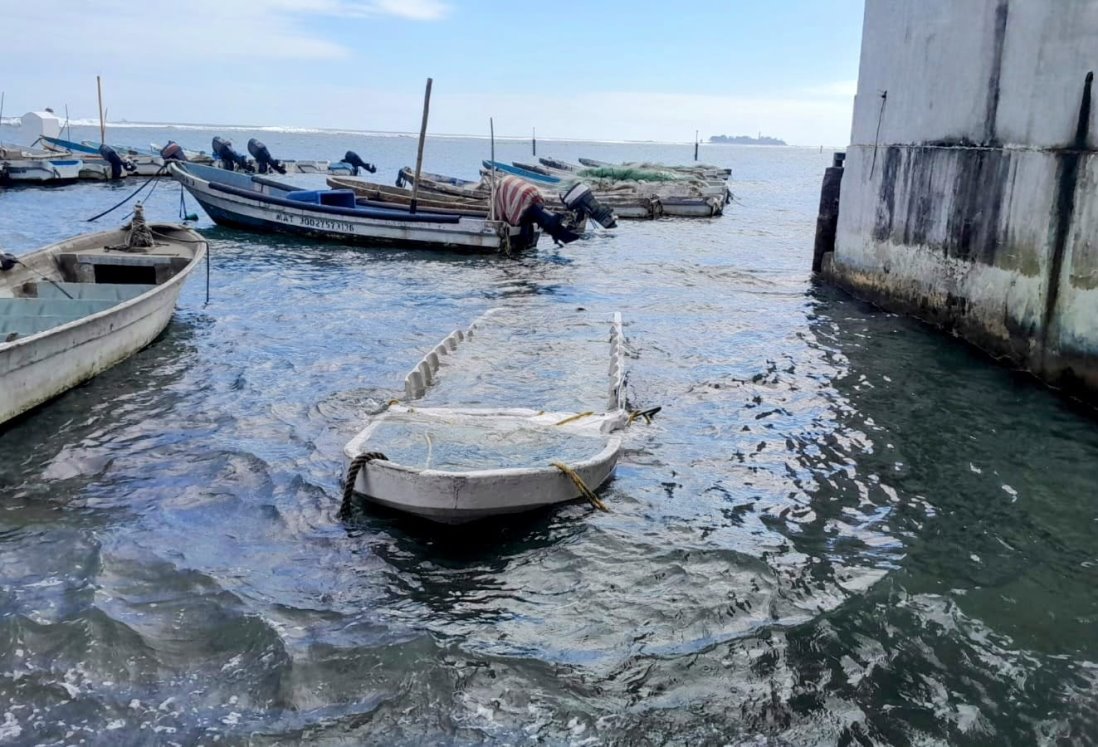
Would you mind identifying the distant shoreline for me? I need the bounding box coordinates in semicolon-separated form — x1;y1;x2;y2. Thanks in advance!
1;118;827;147
708;135;787;146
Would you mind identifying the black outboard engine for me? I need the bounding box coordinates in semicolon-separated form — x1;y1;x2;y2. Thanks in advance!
342;150;376;176
0;252;17;272
212;137;252;172
247;138;286;175
522;204;584;245
560;183;617;229
98;144;136;180
160;141;187;162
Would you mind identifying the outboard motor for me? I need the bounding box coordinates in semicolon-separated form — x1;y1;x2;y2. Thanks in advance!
160;141;187;162
560;183;617;229
247;138;286;175
211;137;252;172
492;176;584;246
523;203;584;245
0;252;17;272
342;150;376;177
98;144;136;180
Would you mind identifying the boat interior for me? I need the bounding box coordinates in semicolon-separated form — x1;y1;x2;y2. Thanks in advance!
0;232;195;342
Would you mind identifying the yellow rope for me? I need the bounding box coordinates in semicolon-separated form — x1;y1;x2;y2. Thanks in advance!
551;462;608;512
554;411;594;427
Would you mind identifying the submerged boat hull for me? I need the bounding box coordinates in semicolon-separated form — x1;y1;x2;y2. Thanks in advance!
0;225;206;425
342;310;629;524
346;410;622;523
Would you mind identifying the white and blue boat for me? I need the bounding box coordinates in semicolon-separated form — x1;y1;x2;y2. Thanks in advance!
39;136;166;176
170;162;538;252
0;144;83;186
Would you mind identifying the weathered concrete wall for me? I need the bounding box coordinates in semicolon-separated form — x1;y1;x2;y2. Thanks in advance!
828;0;1098;399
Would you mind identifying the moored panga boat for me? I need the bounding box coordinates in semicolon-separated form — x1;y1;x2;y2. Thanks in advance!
0;213;206;425
173;162;541;252
341;309;633;523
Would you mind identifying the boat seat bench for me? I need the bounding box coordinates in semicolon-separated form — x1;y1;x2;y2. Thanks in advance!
0;291;145;339
32;282;156;302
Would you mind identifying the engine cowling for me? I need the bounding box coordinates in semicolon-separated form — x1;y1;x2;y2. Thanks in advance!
247;138;286;175
342;150;376;176
212;137;253;172
160;141;186;162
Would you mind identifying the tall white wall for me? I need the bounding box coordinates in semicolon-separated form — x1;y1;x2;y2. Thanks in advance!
830;0;1098;397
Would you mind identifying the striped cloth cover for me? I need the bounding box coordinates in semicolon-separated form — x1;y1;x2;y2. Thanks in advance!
493;175;543;226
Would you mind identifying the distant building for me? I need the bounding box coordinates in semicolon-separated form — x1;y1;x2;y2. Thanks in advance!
824;0;1098;400
21;111;62;140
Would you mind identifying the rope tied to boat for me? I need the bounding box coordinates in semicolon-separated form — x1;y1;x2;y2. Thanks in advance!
126;203;155;249
554;411;594;427
339;451;388;520
551;461;608;513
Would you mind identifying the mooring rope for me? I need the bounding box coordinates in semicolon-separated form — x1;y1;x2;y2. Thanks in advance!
339;451;388;520
86;164;169;222
554;411;594;427
551;461;608;512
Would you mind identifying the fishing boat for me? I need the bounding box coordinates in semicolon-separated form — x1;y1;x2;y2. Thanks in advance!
405;168;663;220
341;309;632;523
538;156;580;173
39;136;165;176
482;160;561;185
0;145;83;186
0;217;206;425
328;177;490;217
171;162;542;252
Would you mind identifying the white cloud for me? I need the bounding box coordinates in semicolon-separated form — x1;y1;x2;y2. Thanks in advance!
803;81;859;98
368;0;450;20
3;0;450;65
266;0;451;20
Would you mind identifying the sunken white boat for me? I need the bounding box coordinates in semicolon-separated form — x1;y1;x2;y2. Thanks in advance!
342;309;630;523
0;216;206;425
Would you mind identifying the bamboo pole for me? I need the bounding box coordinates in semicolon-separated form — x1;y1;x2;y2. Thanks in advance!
97;76;106;144
409;77;433;214
489;117;497;222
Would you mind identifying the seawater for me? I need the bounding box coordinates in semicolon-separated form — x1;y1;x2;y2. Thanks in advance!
0;125;1096;745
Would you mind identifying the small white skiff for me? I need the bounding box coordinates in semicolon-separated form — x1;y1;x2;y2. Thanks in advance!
0;219;206;425
342;309;630;523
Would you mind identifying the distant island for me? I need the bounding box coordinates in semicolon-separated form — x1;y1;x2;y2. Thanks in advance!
708;134;786;146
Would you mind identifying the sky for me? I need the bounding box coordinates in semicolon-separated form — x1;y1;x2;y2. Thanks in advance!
2;0;865;145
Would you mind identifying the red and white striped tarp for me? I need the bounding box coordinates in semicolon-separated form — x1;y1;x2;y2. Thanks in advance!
493;175;543;226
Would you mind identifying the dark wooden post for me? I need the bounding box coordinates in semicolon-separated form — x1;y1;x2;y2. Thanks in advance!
812;152;845;273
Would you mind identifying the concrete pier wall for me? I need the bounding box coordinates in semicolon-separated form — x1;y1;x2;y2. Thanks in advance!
827;0;1098;397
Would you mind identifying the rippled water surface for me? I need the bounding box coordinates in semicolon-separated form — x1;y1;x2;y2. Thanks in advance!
1;126;1097;745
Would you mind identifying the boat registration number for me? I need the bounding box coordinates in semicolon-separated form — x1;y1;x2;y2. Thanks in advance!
275;213;356;233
